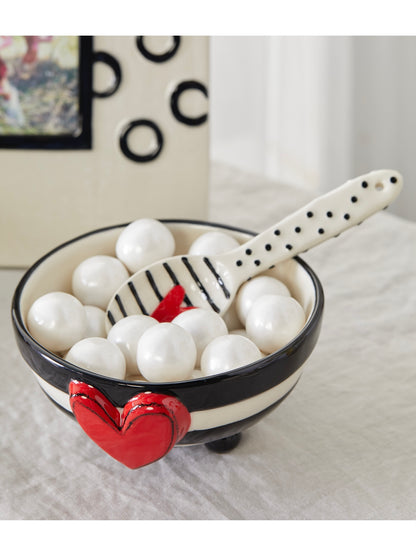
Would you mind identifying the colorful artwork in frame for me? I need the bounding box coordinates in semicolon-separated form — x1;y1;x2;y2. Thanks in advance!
0;36;91;148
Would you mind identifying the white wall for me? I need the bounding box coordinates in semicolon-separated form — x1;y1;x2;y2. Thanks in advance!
210;36;416;222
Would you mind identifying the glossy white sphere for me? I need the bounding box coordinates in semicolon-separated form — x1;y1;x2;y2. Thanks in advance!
136;323;197;382
27;291;87;353
200;334;262;377
107;315;158;375
230;328;268;356
72;255;129;310
236;275;291;324
65;337;126;379
172;308;228;366
188;231;240;256
84;305;106;338
115;218;175;273
245;294;306;354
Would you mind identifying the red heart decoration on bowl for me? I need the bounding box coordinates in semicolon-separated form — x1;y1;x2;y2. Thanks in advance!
69;380;191;469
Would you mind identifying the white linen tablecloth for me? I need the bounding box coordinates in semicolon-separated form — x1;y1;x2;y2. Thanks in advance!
1;162;415;519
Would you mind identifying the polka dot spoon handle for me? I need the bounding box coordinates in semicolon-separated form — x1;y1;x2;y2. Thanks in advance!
106;169;402;325
215;169;403;286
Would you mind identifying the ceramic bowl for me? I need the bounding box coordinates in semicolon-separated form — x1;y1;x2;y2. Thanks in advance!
12;220;324;469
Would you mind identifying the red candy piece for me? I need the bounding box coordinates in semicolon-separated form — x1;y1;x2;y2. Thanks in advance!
69;380;191;469
151;285;195;323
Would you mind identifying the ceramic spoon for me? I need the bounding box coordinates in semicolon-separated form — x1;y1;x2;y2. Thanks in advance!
106;169;403;327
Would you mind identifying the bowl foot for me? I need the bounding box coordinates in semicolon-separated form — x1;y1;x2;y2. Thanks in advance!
205;432;241;453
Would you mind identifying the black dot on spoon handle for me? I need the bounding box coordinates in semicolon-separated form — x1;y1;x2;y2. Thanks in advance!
233;173;392;269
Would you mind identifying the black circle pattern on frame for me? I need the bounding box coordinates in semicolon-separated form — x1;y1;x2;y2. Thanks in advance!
136;36;181;63
119;119;164;163
170;80;208;126
92;51;122;98
111;37;208;162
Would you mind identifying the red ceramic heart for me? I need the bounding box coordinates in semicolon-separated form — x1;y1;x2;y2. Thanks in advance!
69;380;191;469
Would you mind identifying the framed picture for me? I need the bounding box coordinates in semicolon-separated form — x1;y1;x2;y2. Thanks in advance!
0;36;92;149
0;36;209;267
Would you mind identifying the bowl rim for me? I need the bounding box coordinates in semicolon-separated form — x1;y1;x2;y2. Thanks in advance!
11;218;325;389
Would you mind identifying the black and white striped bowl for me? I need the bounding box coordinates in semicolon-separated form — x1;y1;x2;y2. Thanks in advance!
12;220;324;458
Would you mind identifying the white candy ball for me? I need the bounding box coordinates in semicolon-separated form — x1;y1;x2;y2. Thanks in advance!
236;275;291;324
172;308;228;366
84;305;106;338
27;292;87;353
200;334;262;377
245;294;306;354
136;323;197;382
107;315;158;375
72;255;129;310
65;337;126;379
116;218;175;273
230;328;268;356
188;231;240;256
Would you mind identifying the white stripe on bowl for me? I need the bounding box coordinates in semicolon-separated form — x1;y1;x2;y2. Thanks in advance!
35;374;72;412
33;367;303;432
189;367;303;430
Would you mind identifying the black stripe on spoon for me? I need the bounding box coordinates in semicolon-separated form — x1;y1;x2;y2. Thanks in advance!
106;169;403;329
